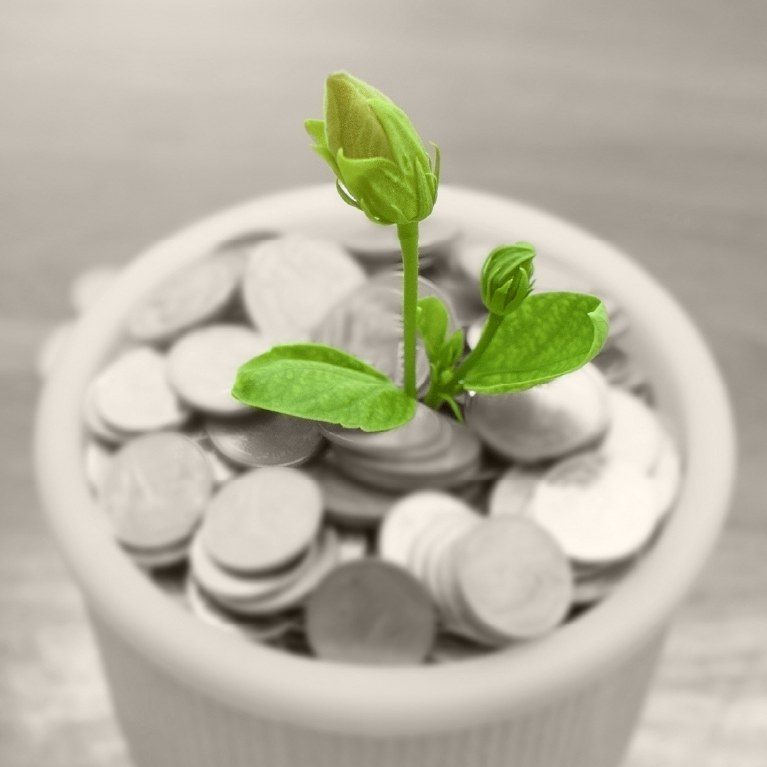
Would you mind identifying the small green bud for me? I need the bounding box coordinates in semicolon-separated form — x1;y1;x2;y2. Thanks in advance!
305;72;440;226
480;242;536;316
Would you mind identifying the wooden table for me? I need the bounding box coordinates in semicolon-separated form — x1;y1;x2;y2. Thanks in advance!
2;1;765;765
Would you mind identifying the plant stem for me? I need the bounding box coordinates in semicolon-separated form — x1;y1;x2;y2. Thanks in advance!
397;222;420;399
451;312;503;386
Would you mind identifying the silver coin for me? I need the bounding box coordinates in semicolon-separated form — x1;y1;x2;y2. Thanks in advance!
167;324;270;416
127;252;244;344
206;410;325;469
91;346;191;434
200;467;324;575
454;516;573;643
241;235;366;342
528;452;660;565
101;432;214;551
466;363;610;464
313;271;454;389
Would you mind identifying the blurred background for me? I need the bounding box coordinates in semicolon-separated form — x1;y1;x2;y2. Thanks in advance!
1;1;765;765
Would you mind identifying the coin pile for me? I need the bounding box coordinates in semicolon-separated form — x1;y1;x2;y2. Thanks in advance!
39;221;684;666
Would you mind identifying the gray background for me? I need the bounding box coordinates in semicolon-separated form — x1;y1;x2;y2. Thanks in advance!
2;1;766;765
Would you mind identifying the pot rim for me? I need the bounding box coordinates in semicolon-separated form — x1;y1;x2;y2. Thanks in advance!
35;184;735;736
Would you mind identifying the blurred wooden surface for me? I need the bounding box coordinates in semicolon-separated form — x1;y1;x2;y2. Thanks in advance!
1;1;765;765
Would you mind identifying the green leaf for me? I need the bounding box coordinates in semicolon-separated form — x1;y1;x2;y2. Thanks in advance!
416;296;449;360
462;292;609;393
232;343;416;432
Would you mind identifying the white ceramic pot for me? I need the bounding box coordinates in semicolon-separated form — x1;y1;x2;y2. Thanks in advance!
35;185;735;767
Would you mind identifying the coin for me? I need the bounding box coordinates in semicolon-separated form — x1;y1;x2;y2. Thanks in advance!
339;216;460;270
488;465;547;518
70;264;121;314
599;388;664;474
206;410;324;468
313;271;453;389
466;363;610;463
306;560;437;665
101;432;214;550
454;516;573;642
528;452;660;565
127;253;244;344
241;235;366;342
91;346;191;434
334;417;482;492
200;467;323;575
36;321;74;379
167;324;270;415
379;491;479;568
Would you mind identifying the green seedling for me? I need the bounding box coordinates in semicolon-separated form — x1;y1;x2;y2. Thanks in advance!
232;72;608;431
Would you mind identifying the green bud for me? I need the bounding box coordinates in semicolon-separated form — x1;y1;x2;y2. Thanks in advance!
480;242;536;316
305;72;440;226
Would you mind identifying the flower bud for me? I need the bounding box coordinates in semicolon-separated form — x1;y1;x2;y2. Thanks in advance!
305;72;440;226
480;242;536;316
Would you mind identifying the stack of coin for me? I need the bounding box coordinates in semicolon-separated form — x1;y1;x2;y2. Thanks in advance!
47;222;685;665
379;492;573;646
188;468;339;619
322;403;483;492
